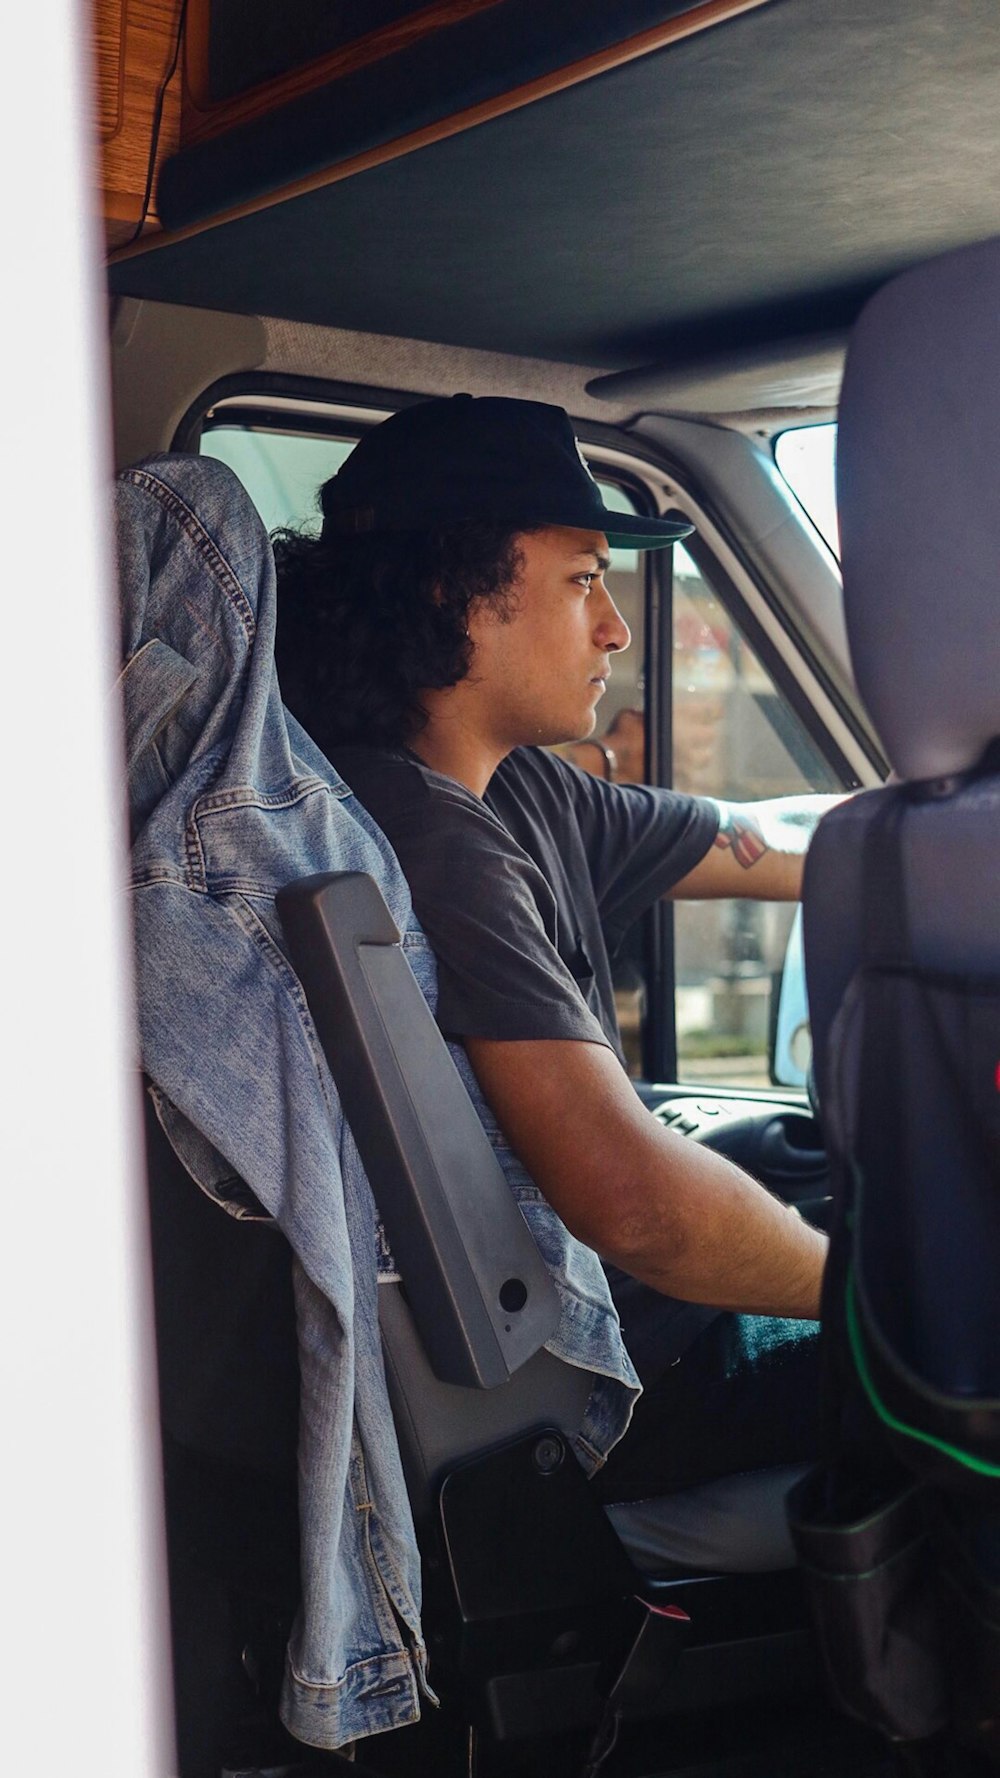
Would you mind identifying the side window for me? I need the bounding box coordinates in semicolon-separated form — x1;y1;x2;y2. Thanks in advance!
774;422;839;556
671;544;839;1087
558;506;840;1088
200;425;355;528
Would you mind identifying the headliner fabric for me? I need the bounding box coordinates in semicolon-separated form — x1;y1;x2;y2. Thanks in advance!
112;0;1000;374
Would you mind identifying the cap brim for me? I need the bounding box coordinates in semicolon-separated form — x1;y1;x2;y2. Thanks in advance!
323;502;694;546
601;512;695;549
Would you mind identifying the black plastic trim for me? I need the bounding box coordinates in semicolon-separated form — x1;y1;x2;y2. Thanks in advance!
276;870;560;1387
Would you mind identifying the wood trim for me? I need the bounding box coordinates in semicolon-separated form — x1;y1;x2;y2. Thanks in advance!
182;0;507;144
109;0;774;265
182;0;211;108
97;0;185;244
94;0;127;142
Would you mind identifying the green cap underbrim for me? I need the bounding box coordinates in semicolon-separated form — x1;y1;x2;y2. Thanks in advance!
603;517;695;550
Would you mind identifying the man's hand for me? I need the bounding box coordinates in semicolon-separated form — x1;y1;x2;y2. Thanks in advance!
466;1035;828;1317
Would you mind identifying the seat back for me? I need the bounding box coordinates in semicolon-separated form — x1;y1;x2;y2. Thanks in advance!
805;236;1000;1418
145;1094;301;1778
805;233;1000;1096
799;236;1000;1756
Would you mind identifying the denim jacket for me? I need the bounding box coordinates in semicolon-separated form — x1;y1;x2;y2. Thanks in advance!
118;454;638;1751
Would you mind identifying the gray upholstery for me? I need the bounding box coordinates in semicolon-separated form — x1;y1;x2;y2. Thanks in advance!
379;1281;594;1526
806;238;1000;1102
606;1466;806;1575
380;1282;801;1573
837;234;1000;783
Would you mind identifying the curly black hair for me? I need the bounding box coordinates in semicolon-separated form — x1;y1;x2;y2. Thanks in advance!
273;522;532;752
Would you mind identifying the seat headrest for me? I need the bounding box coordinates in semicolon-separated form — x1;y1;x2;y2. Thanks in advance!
838;235;1000;782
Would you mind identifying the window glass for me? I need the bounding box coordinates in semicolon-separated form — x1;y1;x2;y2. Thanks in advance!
672;543;839;1087
201;426;355;532
774;422;839;555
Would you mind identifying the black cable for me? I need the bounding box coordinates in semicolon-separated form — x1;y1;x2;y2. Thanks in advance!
581;1702;622;1778
123;0;189;248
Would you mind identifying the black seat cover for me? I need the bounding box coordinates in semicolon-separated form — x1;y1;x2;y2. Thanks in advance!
799;235;1000;1756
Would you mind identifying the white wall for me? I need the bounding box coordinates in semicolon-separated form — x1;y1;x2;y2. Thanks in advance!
1;6;175;1770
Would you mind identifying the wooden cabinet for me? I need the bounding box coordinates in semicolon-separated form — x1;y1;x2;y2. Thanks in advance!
96;0;184;247
95;0;496;247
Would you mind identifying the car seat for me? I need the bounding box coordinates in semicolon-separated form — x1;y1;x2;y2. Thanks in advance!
123;458;815;1778
798;236;1000;1765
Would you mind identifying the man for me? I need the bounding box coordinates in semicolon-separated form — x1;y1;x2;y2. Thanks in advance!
275;394;828;1501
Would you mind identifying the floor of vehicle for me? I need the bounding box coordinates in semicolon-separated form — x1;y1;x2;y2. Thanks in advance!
362;1694;894;1778
609;1700;894;1778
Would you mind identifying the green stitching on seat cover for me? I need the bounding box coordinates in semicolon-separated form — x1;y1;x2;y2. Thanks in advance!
846;1269;1000;1480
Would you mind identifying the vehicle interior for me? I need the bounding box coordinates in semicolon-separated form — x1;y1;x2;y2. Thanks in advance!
72;0;1000;1773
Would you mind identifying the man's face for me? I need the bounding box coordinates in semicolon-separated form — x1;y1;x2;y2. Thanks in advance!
465;525;631;750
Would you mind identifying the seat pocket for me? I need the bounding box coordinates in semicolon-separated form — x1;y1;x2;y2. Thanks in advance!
930;1497;1000;1761
786;1464;949;1742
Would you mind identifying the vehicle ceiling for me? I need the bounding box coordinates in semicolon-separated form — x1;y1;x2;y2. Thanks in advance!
108;0;1000;417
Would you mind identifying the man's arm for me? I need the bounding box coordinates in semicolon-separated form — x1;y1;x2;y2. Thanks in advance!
668;793;844;902
466;1034;827;1317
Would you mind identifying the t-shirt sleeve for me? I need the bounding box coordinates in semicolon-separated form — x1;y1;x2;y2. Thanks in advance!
389;800;608;1045
563;761;720;951
390;797;613;1049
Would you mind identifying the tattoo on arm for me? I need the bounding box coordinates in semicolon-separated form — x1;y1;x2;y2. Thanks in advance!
713;804;769;870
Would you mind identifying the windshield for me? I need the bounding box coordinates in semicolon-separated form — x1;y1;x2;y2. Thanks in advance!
774;422;838;557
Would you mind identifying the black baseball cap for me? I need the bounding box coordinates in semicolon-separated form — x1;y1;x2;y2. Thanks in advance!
320;394;694;549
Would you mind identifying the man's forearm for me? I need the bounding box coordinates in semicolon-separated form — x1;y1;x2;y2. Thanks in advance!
605;1127;827;1318
466;1035;828;1320
670;792;844;902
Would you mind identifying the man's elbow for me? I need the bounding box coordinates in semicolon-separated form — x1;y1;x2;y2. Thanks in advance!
564;1176;693;1291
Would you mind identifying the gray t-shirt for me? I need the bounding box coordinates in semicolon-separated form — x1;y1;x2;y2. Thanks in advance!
331;744;718;1066
332;742;723;1376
